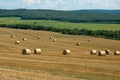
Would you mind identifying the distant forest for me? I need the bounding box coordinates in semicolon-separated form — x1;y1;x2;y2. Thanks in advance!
0;9;120;23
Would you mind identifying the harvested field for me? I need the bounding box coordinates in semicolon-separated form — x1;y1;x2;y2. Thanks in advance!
0;28;120;80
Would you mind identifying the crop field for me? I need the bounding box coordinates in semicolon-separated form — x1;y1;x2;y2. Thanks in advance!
0;27;120;80
0;17;120;31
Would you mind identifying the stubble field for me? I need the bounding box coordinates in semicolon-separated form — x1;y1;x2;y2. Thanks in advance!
0;28;120;80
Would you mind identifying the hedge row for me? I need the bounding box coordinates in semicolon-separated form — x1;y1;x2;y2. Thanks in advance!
0;24;120;40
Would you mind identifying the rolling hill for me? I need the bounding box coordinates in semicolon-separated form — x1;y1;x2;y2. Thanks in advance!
0;9;120;23
0;27;120;80
0;17;120;40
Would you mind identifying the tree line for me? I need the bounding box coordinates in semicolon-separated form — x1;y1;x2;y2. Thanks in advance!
0;24;120;40
0;9;120;23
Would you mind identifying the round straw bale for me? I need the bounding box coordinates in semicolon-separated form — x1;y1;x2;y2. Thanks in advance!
105;50;111;55
34;48;42;54
38;36;41;39
49;36;53;39
88;39;91;42
53;39;56;42
22;49;31;55
91;50;97;55
98;51;106;56
114;51;120;55
63;49;71;55
15;41;20;44
23;38;27;41
76;42;80;46
11;35;14;38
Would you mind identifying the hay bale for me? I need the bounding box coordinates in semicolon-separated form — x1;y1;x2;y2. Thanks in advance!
38;36;41;39
23;38;27;41
88;39;91;42
11;35;14;38
53;39;56;42
91;50;97;55
76;42;80;46
98;51;106;56
22;49;31;55
105;50;111;55
49;36;53;39
34;48;42;54
114;51;120;55
15;41;20;44
63;49;71;55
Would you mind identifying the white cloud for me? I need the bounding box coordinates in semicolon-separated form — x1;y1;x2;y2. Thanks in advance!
56;0;64;4
63;0;120;10
0;0;120;10
21;0;41;6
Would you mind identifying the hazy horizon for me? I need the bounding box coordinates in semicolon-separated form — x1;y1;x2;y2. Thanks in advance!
0;0;120;10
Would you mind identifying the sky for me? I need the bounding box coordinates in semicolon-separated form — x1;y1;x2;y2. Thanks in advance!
0;0;120;10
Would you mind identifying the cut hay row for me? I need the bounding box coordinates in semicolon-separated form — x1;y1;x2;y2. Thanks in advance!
10;35;82;46
10;35;119;56
90;50;120;56
11;35;42;40
22;48;42;55
22;49;71;55
11;35;42;45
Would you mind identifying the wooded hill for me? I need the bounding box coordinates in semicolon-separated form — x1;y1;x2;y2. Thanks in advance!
0;9;120;23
